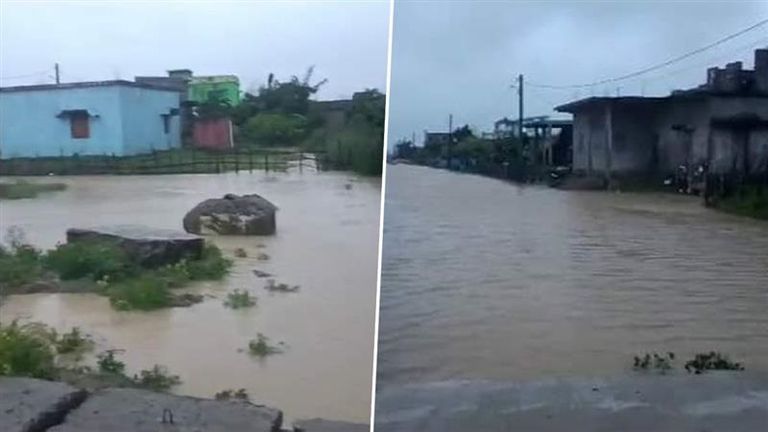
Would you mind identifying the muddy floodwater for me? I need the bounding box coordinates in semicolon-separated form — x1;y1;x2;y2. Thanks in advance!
377;164;768;387
0;170;380;424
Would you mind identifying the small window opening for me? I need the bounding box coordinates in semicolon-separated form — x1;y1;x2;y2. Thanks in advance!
70;112;90;139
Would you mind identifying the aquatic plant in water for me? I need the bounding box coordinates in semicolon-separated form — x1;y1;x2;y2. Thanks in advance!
224;289;257;309
248;333;282;357
215;388;250;401
264;278;300;293
684;351;744;374
632;351;744;374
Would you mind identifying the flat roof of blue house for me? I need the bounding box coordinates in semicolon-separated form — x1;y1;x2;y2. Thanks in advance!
0;80;182;93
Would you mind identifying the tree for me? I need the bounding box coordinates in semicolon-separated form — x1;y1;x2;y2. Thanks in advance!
242;113;308;146
257;66;328;115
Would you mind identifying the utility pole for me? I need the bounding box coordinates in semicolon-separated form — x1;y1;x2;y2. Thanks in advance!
517;74;524;140
447;114;453;170
54;63;60;84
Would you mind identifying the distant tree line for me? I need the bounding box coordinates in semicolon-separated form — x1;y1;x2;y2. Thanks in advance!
193;66;385;176
394;125;523;177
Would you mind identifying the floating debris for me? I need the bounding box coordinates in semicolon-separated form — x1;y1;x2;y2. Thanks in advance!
252;269;273;278
264;278;300;293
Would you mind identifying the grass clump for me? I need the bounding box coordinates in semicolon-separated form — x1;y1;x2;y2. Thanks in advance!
0;321;182;391
684;351;744;374
0;243;43;289
0;321;57;379
106;275;173;311
0;181;67;200
97;350;126;374
54;327;93;356
632;351;745;375
224;289;257;309
132;365;181;391
215;388;250;401
44;241;134;281
185;244;233;280
633;352;675;373
247;333;282;357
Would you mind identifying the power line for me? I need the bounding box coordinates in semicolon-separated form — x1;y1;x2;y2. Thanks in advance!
527;17;768;90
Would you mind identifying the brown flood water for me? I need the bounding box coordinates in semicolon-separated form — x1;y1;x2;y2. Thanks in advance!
377;164;768;388
0;170;380;424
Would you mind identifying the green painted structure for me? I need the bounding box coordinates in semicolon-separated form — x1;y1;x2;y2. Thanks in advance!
188;75;240;106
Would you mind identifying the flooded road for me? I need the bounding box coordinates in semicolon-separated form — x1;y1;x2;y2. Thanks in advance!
377;164;768;388
0;170;380;424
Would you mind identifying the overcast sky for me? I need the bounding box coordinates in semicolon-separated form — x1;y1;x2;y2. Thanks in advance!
0;0;389;99
388;0;768;147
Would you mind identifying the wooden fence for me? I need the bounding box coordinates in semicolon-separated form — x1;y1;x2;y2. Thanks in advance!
0;149;330;176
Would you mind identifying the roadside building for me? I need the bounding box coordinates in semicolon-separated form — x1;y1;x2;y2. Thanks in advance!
0;80;181;159
556;48;768;181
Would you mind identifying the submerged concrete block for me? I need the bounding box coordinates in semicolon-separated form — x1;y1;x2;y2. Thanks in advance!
49;387;283;432
0;377;87;432
66;225;203;267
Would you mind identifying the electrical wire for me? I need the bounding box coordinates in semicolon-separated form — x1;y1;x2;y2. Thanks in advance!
527;17;768;90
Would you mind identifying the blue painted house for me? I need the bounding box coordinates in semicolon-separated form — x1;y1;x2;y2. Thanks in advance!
0;81;181;159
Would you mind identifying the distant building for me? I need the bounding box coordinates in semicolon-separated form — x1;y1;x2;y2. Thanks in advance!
188;75;240;106
0;80;181;159
423;131;450;151
556;48;768;179
523;118;573;167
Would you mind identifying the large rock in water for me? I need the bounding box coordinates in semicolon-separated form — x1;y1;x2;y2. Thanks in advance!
66;225;203;268
183;193;277;235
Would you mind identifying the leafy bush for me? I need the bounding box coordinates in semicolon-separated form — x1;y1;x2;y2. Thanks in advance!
132;365;181;391
186;244;233;280
97;350;126;375
224;289;256;309
0;321;56;379
44;241;134;281
243;113;309;146
152;262;190;288
248;333;282;357
55;327;93;355
106;275;172;311
0;243;43;288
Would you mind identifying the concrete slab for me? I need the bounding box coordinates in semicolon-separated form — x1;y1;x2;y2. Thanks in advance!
49;387;283;432
0;377;87;432
293;418;369;432
375;373;768;432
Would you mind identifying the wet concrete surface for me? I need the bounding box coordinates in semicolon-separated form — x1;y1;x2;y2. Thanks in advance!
375;373;768;432
0;378;369;432
0;378;86;432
